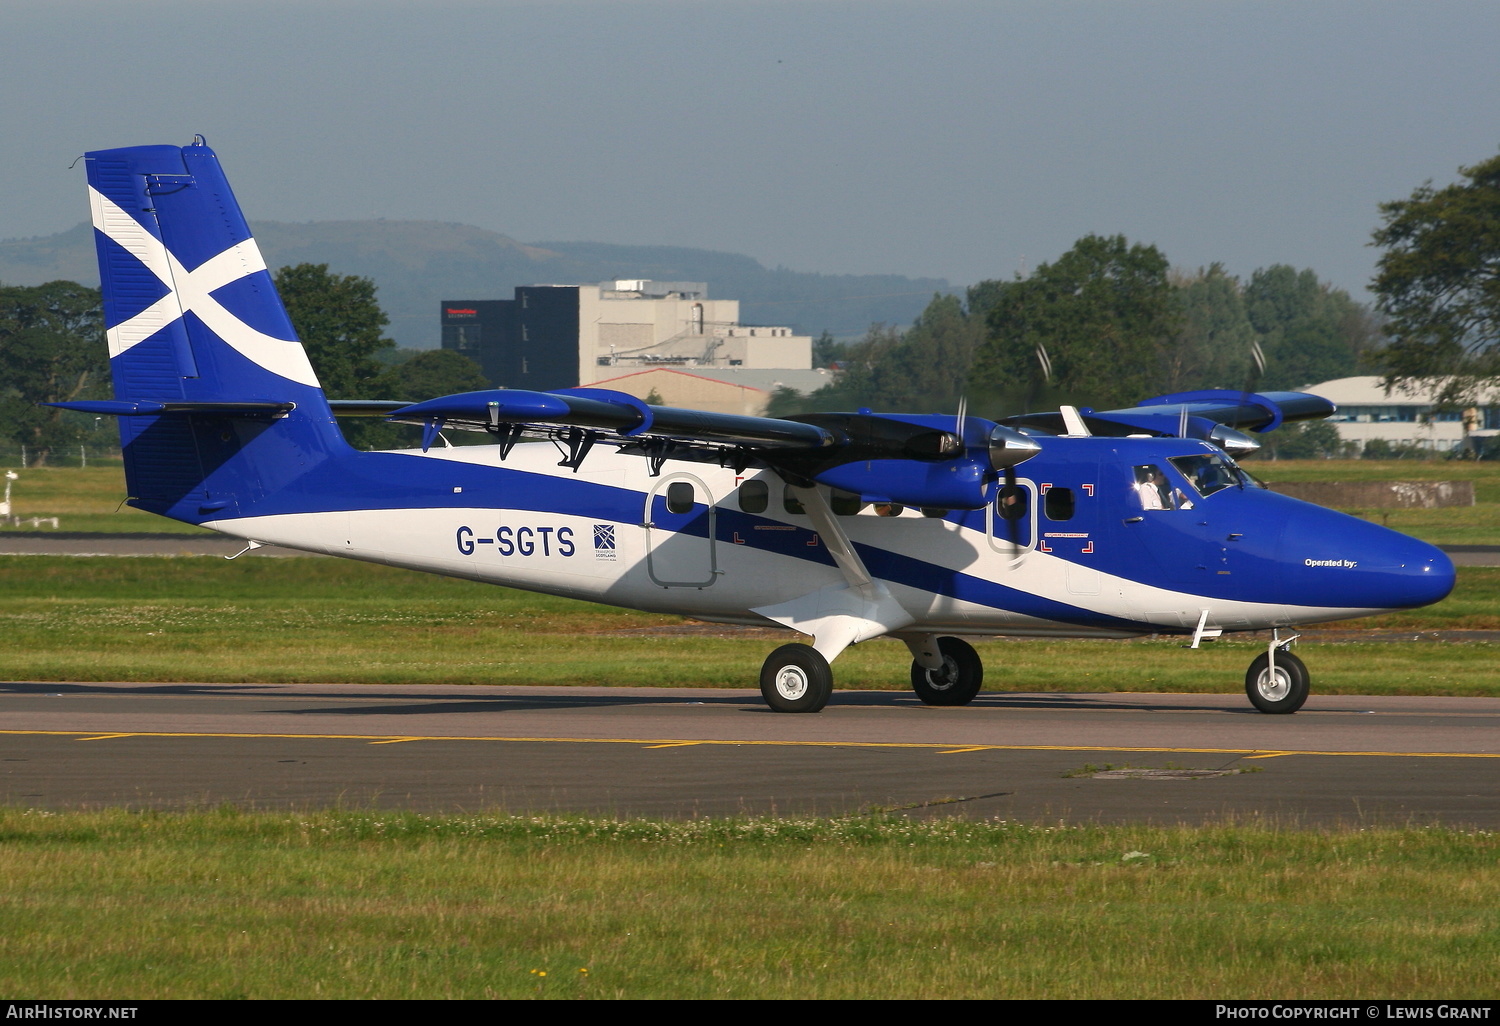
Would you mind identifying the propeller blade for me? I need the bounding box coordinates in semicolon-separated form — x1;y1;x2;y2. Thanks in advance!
1005;466;1022;547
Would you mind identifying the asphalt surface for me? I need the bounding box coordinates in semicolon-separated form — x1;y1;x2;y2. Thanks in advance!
3;681;1498;826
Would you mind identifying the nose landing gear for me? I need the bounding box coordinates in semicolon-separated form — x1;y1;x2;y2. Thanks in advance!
1245;638;1309;714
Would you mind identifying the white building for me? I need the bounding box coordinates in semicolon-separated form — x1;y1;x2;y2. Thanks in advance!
1305;376;1500;453
580;280;811;382
441;280;814;414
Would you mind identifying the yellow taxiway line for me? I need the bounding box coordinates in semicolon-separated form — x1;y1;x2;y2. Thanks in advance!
1;729;1496;760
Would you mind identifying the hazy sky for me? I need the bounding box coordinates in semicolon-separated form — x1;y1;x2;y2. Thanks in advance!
4;0;1498;299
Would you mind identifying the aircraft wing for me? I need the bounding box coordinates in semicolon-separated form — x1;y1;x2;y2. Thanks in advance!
382;386;1040;511
1001;389;1336;452
388;388;836;449
374;385;1326;508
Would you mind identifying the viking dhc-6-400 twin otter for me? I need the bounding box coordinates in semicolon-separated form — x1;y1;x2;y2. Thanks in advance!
58;140;1456;713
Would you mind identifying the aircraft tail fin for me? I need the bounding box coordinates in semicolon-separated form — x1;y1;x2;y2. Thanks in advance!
78;138;349;523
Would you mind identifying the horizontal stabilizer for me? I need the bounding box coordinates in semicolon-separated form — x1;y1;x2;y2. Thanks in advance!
327;400;412;417
47;399;294;417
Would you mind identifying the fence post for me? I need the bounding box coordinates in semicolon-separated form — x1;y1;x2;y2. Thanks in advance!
81;445;87;469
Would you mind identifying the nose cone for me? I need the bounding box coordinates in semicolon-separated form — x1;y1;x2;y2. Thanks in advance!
1282;509;1455;612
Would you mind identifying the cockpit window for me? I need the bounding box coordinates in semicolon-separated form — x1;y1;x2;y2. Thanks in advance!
1169;453;1244;497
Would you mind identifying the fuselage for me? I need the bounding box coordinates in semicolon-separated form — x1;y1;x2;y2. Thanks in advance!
196;433;1455;640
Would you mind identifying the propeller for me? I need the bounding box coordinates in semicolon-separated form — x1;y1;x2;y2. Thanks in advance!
961;393;1037;546
988;423;1038;550
1233;339;1268;433
1224;337;1269;471
1002;465;1022;548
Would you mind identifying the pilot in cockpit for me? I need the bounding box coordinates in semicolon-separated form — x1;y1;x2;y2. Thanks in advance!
1135;466;1170;510
1135;465;1194;511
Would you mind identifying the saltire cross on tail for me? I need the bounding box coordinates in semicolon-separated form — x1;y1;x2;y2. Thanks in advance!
54;139;1456;713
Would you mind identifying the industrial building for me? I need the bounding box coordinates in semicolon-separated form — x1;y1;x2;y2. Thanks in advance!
1307;376;1500;453
440;281;819;414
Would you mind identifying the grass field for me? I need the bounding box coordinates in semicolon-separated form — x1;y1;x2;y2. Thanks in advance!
0;808;1496;1000
0;464;206;534
0;555;1497;695
1245;458;1500;544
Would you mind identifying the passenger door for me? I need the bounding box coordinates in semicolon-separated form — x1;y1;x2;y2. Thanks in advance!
642;473;718;588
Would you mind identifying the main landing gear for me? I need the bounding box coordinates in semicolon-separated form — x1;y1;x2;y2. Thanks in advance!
909;636;984;706
759;635;985;713
759;643;834;713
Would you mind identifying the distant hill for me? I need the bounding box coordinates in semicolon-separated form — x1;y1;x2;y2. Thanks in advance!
0;221;950;349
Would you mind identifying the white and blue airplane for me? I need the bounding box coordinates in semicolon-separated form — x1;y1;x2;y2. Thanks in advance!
56;139;1456;714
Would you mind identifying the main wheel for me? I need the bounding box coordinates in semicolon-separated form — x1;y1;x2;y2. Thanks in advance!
760;643;833;713
910;636;984;706
1245;650;1309;714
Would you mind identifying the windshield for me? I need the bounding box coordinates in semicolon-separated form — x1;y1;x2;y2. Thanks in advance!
1169;452;1251;497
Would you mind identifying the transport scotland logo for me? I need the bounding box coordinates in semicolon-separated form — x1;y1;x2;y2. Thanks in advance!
593;523;616;560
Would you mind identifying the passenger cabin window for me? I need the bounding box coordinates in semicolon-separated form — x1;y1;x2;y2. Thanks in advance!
997;484;1028;521
666;481;695;515
1044;486;1075;521
784;486;805;515
738;479;769;514
831;490;864;516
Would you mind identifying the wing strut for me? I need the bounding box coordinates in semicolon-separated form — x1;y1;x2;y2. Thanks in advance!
750;486;915;664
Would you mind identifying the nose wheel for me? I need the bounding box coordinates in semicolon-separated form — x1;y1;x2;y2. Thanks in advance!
1245;650;1309;714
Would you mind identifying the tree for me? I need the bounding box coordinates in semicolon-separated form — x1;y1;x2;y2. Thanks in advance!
1372;149;1500;407
1243;265;1375;390
1245;419;1346;461
811;330;848;369
376;349;489;403
764;384;805;417
968;235;1181;412
273;263;394;397
0;280;108;462
1165;264;1255;392
791;293;985;413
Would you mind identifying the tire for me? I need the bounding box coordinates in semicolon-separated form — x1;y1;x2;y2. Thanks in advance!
910;636;984;706
1245;650;1309;714
760;643;833;713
